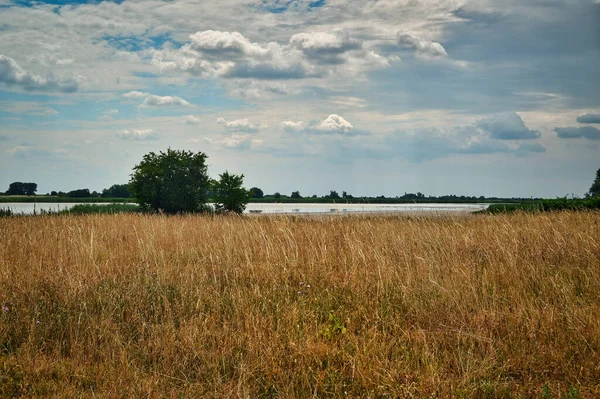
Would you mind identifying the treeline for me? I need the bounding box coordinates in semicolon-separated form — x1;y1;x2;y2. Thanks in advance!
248;188;542;204
3;183;132;199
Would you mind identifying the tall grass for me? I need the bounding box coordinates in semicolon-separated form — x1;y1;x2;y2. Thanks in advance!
1;212;599;397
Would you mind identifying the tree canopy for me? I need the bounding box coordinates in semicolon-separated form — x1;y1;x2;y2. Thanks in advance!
212;171;250;214
6;182;37;196
129;149;210;214
589;168;600;197
102;184;132;198
250;187;264;199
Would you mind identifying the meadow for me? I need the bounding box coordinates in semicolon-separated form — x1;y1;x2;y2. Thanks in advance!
1;211;599;398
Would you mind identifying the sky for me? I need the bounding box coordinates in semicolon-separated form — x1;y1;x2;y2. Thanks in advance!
0;0;599;197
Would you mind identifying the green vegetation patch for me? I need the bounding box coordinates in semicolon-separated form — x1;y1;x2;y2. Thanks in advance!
483;197;600;214
58;204;140;215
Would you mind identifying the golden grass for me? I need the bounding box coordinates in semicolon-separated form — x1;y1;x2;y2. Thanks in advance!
1;212;599;398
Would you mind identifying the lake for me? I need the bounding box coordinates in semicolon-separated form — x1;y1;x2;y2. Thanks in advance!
1;202;488;215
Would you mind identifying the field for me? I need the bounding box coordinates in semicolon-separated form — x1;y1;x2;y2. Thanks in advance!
1;212;599;398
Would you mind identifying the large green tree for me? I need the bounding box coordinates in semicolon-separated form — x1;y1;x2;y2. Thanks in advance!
589;168;600;197
212;171;250;214
6;182;37;196
129;149;211;214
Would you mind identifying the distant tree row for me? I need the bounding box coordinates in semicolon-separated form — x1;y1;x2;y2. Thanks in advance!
5;167;600;207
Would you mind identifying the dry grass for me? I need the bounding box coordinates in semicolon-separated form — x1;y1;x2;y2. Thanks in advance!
1;212;599;398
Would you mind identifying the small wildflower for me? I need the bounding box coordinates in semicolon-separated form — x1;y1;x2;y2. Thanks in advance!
297;291;302;295
36;320;41;325
300;282;304;285
2;304;9;312
307;284;311;289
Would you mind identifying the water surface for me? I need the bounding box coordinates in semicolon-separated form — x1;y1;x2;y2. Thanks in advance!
1;202;488;215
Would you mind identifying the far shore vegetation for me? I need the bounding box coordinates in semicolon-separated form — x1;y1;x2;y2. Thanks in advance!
2;163;599;216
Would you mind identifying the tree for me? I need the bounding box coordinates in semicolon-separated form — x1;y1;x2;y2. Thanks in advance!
6;182;37;196
250;187;264;199
102;184;132;198
129;149;211;214
212;171;250;214
291;191;302;199
274;192;281;199
329;190;340;199
589;168;600;197
67;189;91;198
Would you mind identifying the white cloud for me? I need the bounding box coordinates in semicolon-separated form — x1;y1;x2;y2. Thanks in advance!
0;54;78;92
151;29;393;88
122;90;149;99
330;96;367;109
142;94;191;107
205;134;263;150
117;129;157;140
56;58;74;65
99;108;119;120
280;120;305;132
184;115;201;124
397;33;447;57
217;117;265;132
290;29;361;63
316;114;354;133
189;30;269;57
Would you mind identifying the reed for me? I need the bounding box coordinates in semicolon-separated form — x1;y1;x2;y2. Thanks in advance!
1;212;599;397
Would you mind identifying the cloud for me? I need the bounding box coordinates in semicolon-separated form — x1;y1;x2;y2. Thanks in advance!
315;114;354;134
184;115;201;124
117;129;157;140
476;113;541;140
189;30;269;58
99;108;119;120
280;120;305;132
151;31;312;80
290;29;362;64
0;55;78;93
204;134;263;150
397;33;447;57
0;101;58;116
217;117;264;133
122;91;149;99
142;94;191;107
56;59;74;66
515;143;547;156
576;113;600;124
279;115;363;136
330;96;367;109
554;126;600;140
151;29;391;85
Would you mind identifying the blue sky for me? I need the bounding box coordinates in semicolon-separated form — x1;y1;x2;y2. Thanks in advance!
0;0;599;197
